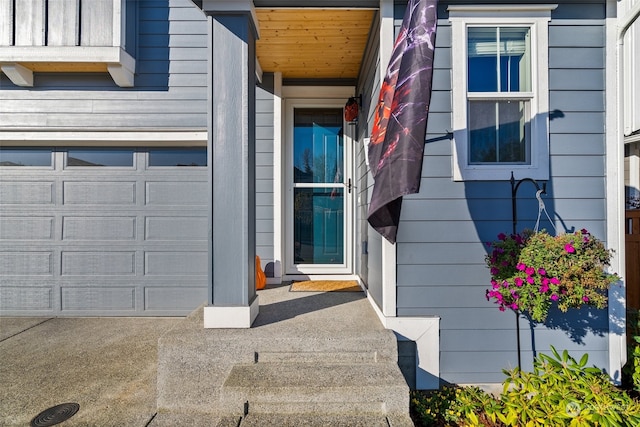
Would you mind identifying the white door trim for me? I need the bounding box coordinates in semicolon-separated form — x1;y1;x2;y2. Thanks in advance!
282;90;355;276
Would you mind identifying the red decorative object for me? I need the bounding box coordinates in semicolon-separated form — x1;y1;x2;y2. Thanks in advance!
344;97;359;122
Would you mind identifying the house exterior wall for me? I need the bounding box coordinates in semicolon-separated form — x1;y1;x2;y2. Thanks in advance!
376;0;611;384
0;0;211;316
357;11;384;308
0;0;208;130
256;74;277;274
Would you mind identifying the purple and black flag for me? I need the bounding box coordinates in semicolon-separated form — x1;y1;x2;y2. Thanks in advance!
367;0;438;243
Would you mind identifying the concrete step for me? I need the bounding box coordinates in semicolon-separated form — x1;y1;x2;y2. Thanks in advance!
256;351;378;364
238;413;415;427
219;362;409;416
150;413;415;427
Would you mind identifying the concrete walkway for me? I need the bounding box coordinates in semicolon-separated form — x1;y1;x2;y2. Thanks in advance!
0;284;414;426
0;316;180;426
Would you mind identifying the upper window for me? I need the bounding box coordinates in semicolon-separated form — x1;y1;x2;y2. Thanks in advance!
449;5;555;181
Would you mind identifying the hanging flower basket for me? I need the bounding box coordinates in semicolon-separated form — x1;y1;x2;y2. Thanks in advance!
485;229;620;322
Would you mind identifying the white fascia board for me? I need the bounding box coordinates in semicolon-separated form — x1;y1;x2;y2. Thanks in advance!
0;46;132;64
203;296;260;328
0;130;207;146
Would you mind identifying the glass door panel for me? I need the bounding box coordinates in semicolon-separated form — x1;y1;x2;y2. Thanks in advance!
292;108;345;267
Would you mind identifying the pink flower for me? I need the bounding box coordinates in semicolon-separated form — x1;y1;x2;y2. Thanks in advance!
550;294;559;301
565;244;575;254
550;277;560;285
582;296;589;302
515;235;523;245
510;303;519;310
517;263;527;271
498;233;507;241
581;228;589;235
541;277;549;286
526;276;535;284
499;306;506;312
491;280;500;289
514;277;524;287
491;267;500;275
538;268;546;276
539;284;549;293
525;267;535;276
503;281;509;288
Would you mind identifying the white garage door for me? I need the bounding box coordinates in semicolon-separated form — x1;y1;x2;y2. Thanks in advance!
0;147;208;316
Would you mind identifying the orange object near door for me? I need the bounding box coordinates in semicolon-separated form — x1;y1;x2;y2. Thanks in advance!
256;256;267;290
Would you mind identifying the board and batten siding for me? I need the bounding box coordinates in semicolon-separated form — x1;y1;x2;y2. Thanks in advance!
0;0;207;130
256;74;276;274
392;2;609;384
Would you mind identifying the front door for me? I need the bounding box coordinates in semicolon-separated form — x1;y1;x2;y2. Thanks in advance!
285;101;353;275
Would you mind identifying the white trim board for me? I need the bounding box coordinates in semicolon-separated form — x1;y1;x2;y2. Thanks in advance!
368;292;440;390
0;131;207;146
203;296;260;328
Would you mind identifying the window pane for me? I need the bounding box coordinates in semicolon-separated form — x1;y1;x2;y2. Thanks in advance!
0;148;52;166
293;188;344;264
468;100;529;164
293;109;344;184
148;148;207;166
67;149;134;167
468;27;498;92
468;27;530;92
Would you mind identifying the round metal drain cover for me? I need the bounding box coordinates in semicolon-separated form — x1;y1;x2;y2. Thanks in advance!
31;403;80;427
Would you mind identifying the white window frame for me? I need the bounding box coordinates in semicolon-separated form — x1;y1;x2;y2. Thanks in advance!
449;5;556;181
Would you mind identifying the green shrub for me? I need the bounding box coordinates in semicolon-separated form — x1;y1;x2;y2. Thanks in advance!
411;346;640;426
623;309;640;392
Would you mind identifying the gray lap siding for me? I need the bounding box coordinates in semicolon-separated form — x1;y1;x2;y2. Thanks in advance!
394;2;609;384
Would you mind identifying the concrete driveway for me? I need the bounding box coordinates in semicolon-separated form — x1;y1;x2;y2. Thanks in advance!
0;317;181;426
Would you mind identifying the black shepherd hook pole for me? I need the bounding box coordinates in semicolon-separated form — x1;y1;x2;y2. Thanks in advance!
509;171;547;371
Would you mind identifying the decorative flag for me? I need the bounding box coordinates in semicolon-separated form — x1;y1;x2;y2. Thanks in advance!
368;0;438;243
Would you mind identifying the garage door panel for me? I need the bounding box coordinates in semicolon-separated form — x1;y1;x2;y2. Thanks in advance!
144;251;207;276
0;252;53;275
145;216;207;241
62;287;136;311
61;251;136;275
0;217;54;240
63;181;136;205
0;181;54;204
1;148;209;315
62;216;137;240
145;181;207;206
144;286;207;310
0;286;53;310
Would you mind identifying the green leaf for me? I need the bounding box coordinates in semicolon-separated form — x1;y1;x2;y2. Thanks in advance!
579;353;589;367
468;411;479;426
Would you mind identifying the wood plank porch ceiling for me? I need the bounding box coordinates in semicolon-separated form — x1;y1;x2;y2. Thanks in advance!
255;8;376;80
